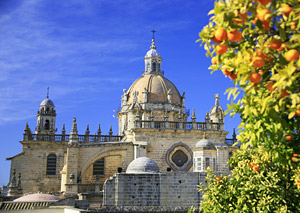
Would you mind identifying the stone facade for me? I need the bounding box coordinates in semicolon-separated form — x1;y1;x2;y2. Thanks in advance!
6;37;236;210
103;171;229;210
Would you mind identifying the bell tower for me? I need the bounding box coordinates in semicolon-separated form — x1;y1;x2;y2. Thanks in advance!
35;88;56;134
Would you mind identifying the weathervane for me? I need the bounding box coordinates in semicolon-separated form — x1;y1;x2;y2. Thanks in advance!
151;29;156;40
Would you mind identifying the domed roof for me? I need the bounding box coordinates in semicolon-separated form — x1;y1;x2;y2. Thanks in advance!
13;193;60;202
145;48;161;58
40;98;55;107
126;157;160;174
195;139;214;148
127;74;182;105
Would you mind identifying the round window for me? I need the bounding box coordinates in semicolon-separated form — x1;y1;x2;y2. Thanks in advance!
171;150;188;167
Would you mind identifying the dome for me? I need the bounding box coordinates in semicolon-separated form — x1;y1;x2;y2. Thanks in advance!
13;193;60;202
40;98;55;107
127;74;182;105
145;49;161;58
195;139;214;148
126;157;160;174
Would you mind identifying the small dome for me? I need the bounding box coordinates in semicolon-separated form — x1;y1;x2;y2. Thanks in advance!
40;98;55;107
126;157;159;174
145;49;161;58
13;193;60;202
127;74;182;105
195;139;214;148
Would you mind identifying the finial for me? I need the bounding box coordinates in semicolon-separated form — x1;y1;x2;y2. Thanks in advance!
150;29;157;50
97;124;101;134
233;128;236;139
151;29;156;40
47;87;49;99
62;124;65;131
25;122;29;131
73;117;76;123
86;124;89;131
191;108;196;121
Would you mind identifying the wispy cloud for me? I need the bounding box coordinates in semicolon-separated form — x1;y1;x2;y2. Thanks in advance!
0;0;203;124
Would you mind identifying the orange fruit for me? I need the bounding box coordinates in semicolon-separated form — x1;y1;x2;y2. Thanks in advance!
262;21;271;30
216;43;228;54
252;57;265;68
222;68;231;76
257;8;271;22
216;177;222;182
266;82;276;92
286;135;293;141
258;0;271;6
214;28;227;41
228;30;243;42
285;49;300;62
258;69;264;75
249;73;261;83
229;72;237;80
212;36;221;43
296;109;300;117
291;22;296;30
249;162;255;168
265;54;274;63
281;89;289;98
234;13;247;24
278;43;287;52
293;153;299;157
281;4;292;17
253;166;260;172
269;39;282;50
292;157;296;162
211;57;217;64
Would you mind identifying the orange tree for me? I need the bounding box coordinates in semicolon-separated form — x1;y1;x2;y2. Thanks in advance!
197;0;300;212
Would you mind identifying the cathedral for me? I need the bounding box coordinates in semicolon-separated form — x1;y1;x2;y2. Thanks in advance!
5;36;236;211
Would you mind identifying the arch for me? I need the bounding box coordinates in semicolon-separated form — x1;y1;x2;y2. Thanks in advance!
46;154;56;175
81;148;128;177
152;62;156;71
93;158;105;175
45;120;50;130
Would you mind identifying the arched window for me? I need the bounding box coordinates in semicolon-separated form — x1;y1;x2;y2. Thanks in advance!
93;158;105;175
47;154;56;175
152;62;156;71
45;120;50;130
147;63;150;71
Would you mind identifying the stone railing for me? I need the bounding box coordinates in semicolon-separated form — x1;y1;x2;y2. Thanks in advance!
134;120;223;131
25;134;122;143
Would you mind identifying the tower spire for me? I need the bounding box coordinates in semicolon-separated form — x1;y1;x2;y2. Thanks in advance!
47;87;49;99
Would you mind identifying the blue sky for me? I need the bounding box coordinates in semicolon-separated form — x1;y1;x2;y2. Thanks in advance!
0;0;240;186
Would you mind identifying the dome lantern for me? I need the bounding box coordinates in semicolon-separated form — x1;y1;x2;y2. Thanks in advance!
144;30;162;75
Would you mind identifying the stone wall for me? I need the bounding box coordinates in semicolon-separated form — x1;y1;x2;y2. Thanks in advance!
9;142;67;194
129;128;229;172
103;171;228;209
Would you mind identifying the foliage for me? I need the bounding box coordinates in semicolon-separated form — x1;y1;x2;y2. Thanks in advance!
197;0;300;212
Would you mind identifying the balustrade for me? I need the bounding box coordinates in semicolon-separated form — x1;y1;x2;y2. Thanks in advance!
134;120;221;131
27;134;122;143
